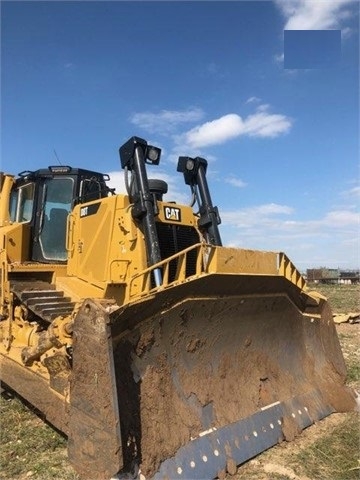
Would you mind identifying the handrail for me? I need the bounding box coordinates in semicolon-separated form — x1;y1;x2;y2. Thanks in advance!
65;213;75;253
0;174;15;227
125;246;307;303
126;243;211;301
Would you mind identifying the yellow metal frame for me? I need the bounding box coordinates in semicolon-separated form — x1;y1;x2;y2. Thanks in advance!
125;243;308;303
278;252;306;290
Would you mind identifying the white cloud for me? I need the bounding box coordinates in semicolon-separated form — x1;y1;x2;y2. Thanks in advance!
225;176;247;188
153;170;190;204
344;185;360;197
322;210;360;227
219;202;359;269
106;169;189;204
274;53;284;64
221;203;294;228
256;103;271;112
274;0;355;30
106;171;126;194
179;109;292;148
181;114;244;149
254;203;294;215
130;108;204;134
273;1;355;73
246;96;261;104
242;111;293;138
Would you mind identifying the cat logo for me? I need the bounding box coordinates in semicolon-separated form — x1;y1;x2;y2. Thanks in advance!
79;203;100;218
80;206;88;217
164;206;181;222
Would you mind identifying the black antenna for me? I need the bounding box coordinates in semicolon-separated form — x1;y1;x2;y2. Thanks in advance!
53;149;62;165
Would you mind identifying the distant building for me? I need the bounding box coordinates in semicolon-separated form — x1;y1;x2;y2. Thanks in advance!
306;268;359;284
306;268;339;282
339;271;360;284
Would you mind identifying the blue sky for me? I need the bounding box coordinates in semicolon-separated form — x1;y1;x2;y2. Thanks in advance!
284;30;341;68
1;0;359;270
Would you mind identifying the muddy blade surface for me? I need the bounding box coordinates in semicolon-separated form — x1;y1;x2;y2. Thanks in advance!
110;274;356;479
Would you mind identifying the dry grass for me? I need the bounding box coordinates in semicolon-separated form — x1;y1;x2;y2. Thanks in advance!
234;410;360;480
0;392;78;480
309;282;360;313
291;412;360;480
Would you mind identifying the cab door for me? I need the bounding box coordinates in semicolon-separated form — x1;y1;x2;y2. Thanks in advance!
32;176;74;263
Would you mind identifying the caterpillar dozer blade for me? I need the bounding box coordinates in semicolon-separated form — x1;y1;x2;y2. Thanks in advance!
0;137;357;480
68;246;357;480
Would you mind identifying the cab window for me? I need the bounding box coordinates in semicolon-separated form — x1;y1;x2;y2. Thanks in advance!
79;178;103;203
10;183;35;223
40;177;74;261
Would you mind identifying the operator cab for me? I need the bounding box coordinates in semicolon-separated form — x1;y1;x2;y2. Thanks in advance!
10;166;110;263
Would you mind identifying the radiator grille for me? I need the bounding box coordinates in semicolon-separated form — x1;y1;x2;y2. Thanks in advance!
156;223;199;282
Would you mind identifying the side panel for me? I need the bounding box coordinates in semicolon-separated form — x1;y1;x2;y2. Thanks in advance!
67;197;116;283
1;223;31;263
208;246;278;275
67;195;146;290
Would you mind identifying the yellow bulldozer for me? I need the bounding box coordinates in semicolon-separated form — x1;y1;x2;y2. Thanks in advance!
0;136;357;479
